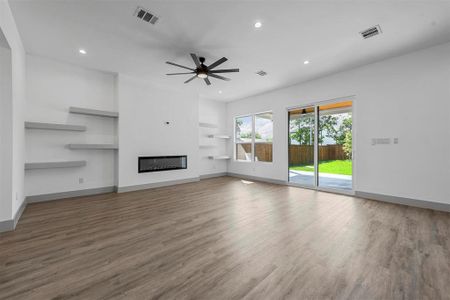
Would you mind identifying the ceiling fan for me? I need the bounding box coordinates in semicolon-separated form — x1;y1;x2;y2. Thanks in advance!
166;53;239;85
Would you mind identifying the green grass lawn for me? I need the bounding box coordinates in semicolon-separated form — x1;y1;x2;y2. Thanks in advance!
290;160;352;175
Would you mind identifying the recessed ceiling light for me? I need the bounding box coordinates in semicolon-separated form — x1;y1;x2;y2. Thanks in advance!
254;21;262;28
79;49;87;55
218;90;222;94
304;60;309;65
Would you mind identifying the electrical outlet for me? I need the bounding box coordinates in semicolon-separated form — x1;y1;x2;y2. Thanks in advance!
79;177;84;184
393;137;399;144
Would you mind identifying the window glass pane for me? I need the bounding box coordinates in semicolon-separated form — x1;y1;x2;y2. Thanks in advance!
235;116;253;143
236;143;252;161
255;113;273;162
318;101;352;190
288;107;315;186
235;116;252;160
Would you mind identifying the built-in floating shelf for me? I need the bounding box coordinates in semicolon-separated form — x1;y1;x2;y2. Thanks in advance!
25;160;87;170
199;122;218;128
25;121;86;132
199;145;215;148
68;144;118;150
69;107;118;118
208;134;230;139
208;155;231;160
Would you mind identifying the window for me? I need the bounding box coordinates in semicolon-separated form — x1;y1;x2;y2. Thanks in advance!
235;112;273;162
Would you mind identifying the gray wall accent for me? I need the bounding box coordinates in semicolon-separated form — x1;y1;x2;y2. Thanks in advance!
68;144;118;150
25;121;86;131
0;198;27;233
13;198;27;228
0;219;13;233
69;106;119;118
118;177;200;193
25;160;87;170
355;191;450;212
26;186;116;203
226;172;287;186
199;172;228;180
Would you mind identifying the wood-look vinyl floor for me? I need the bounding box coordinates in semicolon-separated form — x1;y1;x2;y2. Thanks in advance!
0;176;449;300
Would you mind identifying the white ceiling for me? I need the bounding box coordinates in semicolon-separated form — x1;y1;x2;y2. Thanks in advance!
9;0;450;101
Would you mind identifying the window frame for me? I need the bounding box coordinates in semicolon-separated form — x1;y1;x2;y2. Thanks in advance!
234;114;254;162
234;111;273;163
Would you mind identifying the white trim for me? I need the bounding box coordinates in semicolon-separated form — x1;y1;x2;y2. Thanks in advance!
118;177;199;193
26;186;117;203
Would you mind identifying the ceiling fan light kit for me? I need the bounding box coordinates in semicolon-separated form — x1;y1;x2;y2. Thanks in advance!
166;53;239;85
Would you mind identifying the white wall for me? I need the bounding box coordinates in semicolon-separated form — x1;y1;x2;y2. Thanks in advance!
0;31;13;222
117;74;199;189
0;0;26;221
227;42;450;205
25;55;117;196
198;97;228;176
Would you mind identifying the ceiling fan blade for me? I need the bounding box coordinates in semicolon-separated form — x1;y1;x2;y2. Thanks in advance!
209;68;239;73
166;61;194;71
184;75;197;84
207;57;228;69
190;53;201;67
208;73;230;81
204;78;211;85
166;72;195;75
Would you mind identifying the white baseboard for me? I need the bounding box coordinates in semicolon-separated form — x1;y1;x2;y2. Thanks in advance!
0;198;28;233
117;177;200;193
26;186;117;204
355;191;450;212
226;172;287;185
199;172;228;180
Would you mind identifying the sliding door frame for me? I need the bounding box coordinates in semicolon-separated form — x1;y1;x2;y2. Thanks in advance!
287;95;356;196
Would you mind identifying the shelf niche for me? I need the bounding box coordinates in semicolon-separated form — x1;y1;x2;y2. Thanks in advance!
69;106;118;118
208;156;231;160
25;121;86;132
68;144;118;150
25;160;87;170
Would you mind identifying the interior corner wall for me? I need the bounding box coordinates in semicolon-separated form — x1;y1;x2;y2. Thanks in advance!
0;0;26;221
198;97;228;176
226;42;450;205
24;55;117;197
117;74;199;190
0;31;13;222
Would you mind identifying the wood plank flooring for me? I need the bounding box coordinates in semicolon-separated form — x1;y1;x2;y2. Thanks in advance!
0;176;449;300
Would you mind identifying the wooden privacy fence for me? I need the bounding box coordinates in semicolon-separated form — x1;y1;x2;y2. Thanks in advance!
289;144;347;165
236;143;346;164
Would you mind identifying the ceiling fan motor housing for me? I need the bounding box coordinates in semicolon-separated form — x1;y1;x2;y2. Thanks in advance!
165;53;239;85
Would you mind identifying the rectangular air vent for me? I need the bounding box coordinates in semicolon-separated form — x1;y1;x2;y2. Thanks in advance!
134;7;159;25
360;25;382;39
256;70;267;76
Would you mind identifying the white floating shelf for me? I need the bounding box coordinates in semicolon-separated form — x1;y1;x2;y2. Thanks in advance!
208;134;230;139
199;145;216;148
208;155;231;160
69;107;118;118
199;122;218;128
25;160;87;170
68;144;118;150
25;121;86;132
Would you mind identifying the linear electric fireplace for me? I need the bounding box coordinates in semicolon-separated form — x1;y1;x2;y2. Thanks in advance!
138;155;187;173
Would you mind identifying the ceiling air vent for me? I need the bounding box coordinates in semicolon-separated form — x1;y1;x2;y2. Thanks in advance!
134;7;159;25
256;70;267;76
360;25;382;39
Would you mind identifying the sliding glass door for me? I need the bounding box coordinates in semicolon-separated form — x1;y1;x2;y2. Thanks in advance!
288;100;353;191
